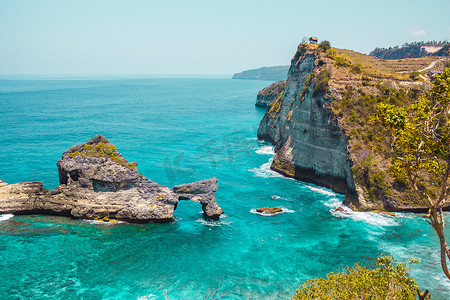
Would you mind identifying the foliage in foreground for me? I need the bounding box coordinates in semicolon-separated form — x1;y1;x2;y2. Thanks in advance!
293;255;425;300
374;68;450;279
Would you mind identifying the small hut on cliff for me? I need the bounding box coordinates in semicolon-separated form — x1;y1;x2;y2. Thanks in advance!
309;37;318;44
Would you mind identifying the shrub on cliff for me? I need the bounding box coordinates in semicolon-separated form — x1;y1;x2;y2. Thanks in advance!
293;255;426;300
335;56;351;67
318;40;331;53
312;70;331;96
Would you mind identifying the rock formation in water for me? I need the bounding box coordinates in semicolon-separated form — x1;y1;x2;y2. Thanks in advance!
0;135;223;223
255;80;286;107
257;42;449;212
256;207;283;215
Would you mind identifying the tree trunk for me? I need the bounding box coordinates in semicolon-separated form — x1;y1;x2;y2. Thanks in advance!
431;208;450;280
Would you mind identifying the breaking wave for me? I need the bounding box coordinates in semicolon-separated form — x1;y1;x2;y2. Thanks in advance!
0;214;14;222
325;198;399;227
255;145;275;155
303;184;335;196
248;158;285;178
196;215;231;227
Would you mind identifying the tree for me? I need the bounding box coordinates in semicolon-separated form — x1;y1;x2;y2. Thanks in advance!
294;255;424;299
374;68;450;279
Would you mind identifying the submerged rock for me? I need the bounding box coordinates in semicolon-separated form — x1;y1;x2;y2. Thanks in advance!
0;135;224;223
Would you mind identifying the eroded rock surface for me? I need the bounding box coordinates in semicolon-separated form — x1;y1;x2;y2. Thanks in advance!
0;135;223;223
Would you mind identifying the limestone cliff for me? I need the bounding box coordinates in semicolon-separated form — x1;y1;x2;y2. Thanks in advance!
258;44;355;197
0;135;223;222
257;42;449;212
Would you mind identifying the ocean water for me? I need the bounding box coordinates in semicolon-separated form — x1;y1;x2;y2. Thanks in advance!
0;77;449;299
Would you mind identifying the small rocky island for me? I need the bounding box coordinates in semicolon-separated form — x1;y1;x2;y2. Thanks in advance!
0;135;224;223
256;207;283;215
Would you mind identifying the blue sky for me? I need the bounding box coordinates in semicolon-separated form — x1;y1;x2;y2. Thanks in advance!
0;0;449;75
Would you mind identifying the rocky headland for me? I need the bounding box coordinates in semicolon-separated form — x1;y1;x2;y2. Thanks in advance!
257;42;449;212
255;80;286;107
0;135;223;223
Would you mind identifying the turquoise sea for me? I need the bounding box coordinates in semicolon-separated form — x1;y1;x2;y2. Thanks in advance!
0;77;449;299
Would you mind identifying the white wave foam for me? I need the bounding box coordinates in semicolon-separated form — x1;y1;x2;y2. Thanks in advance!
304;184;335;196
0;214;14;222
84;219;124;225
323;198;341;208
325;198;399;227
137;294;157;300
248;159;285;178
250;207;295;216
255;145;275;155
196;215;231;227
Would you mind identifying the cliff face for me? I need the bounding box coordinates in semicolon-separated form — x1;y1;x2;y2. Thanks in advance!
255;80;286;107
257;44;355;196
257;43;449;211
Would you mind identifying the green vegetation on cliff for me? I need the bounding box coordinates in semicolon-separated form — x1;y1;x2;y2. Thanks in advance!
67;135;137;169
373;69;450;280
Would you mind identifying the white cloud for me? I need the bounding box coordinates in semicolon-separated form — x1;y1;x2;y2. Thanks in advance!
407;27;427;38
